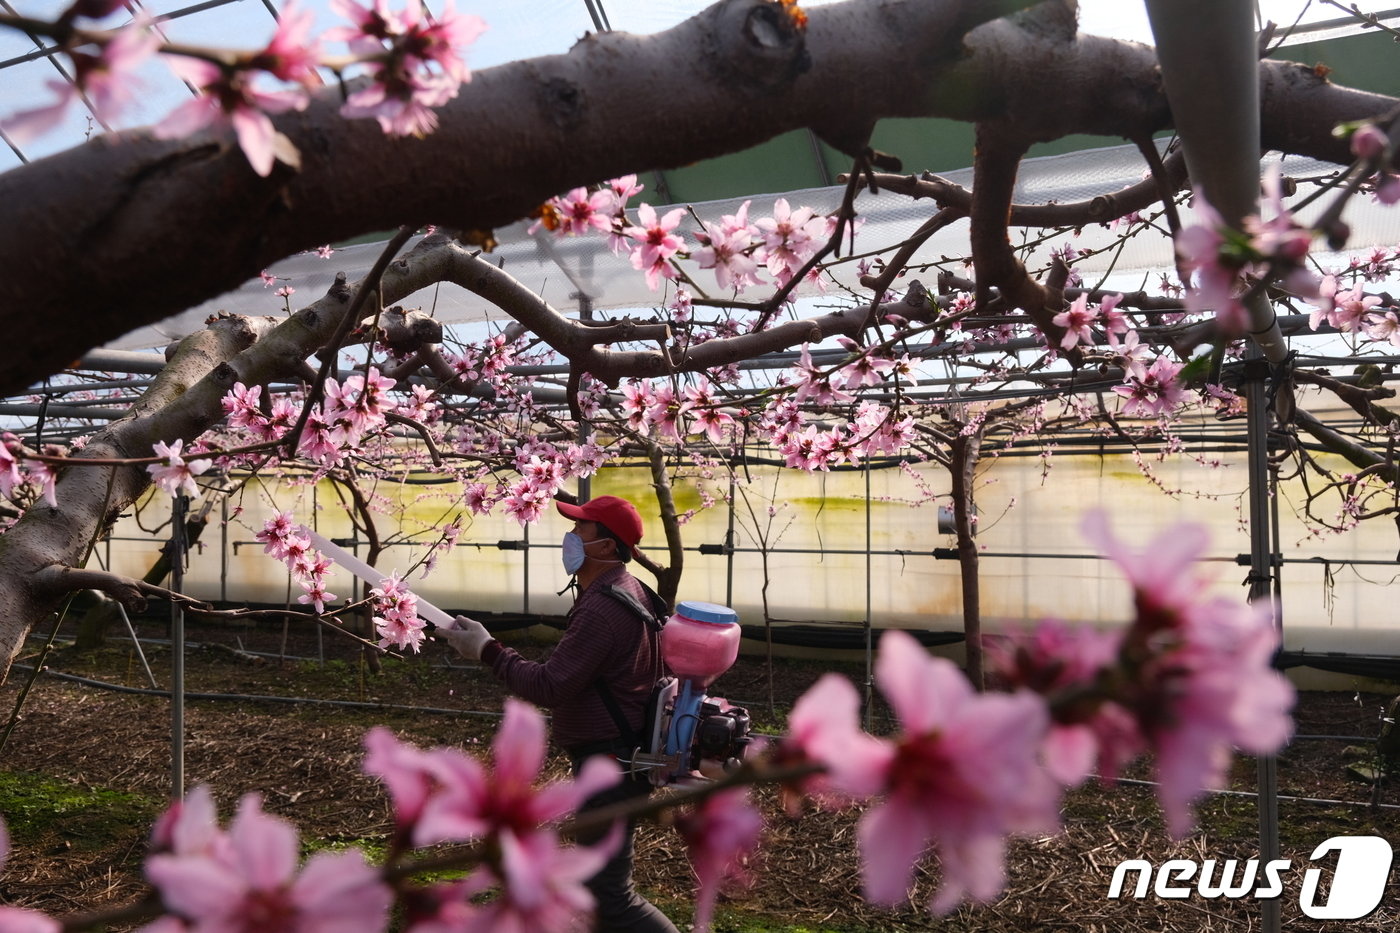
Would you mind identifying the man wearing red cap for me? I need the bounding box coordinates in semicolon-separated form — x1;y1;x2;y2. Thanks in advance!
441;494;679;933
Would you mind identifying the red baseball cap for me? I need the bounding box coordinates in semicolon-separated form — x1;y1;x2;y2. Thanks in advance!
556;495;644;549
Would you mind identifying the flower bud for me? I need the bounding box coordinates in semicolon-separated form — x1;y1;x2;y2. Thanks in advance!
1351;124;1390;161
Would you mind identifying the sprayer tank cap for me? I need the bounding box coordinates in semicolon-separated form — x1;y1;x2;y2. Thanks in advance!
675;600;738;625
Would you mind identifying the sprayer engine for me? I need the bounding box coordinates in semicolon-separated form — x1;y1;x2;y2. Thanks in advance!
693;700;753;766
624;676;752;785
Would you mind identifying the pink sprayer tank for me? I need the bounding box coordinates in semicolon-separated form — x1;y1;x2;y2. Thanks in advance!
661;601;740;687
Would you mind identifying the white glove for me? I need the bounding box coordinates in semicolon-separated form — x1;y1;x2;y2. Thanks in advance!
439;616;493;661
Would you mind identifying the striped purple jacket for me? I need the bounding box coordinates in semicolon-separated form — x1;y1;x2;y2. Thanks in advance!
485;565;664;752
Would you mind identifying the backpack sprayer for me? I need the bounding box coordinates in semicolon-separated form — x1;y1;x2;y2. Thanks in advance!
618;600;753;786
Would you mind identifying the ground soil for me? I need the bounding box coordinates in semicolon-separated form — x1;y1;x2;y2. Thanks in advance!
1;615;1398;932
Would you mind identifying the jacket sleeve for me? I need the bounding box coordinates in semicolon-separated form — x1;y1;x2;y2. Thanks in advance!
488;605;619;708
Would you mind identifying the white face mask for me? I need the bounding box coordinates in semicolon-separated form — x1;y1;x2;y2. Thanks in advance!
561;531;615;575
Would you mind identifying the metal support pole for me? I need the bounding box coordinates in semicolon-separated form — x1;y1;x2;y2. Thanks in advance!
312;484;324;666
864;461;874;731
576;293;594;504
170;495;188;798
116;602;159;689
725;470;736;609
219;493;228;604
1244;348;1280;933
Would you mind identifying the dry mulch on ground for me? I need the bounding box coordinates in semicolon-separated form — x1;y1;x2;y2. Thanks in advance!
0;618;1398;931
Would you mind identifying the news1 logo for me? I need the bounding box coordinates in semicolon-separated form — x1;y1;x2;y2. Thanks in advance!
1107;836;1394;920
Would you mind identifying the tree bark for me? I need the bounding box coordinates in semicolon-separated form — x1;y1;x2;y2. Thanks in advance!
1;0;1394;395
637;441;684;609
950;430;984;690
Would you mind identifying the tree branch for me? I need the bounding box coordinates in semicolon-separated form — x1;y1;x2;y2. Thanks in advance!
969;123;1067;349
2;0;1394;394
858;149;1189;229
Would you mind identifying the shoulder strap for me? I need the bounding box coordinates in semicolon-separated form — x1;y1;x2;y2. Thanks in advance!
596;679;640;748
595;579;671;747
602;581;668;633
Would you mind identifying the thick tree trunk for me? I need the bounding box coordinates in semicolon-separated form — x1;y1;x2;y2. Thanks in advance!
0;317;268;681
950;430;984;690
0;0;1393;394
641;441;684;609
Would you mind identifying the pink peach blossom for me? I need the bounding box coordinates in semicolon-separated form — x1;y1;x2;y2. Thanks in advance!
254;1;321;84
466;826;612;933
154;57;308;177
857;630;1061;914
1;19;157;144
676;789;763;933
145;794;390;933
146;439;213;498
366;702;620;849
624;203;686;290
1052;293;1098;350
693;222;760;293
1081;512;1295;838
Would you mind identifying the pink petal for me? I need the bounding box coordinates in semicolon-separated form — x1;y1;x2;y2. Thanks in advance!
857;799;931;906
230;107;277;177
1042;724;1097;786
171;785;222;856
493;699;546;787
532;754;619;823
497;829;551;911
165;55;221;88
789;673;892;798
153;97;220;140
875;630;968;736
0;86;74;146
414;750;489;846
0;906;61;933
293;849;392;933
930;832;1006;913
145;853;247;917
363;727;432;821
227;795;298;890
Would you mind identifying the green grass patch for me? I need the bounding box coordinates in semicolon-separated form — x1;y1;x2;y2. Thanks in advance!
0;771;161;852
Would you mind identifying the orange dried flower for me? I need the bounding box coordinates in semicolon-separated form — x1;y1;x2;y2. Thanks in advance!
529;201;561;232
778;0;807;30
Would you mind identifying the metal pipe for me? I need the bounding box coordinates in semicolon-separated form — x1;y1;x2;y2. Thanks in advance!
1244;347;1282;932
864;460;874;731
115;602;159;689
10;665;507;719
1103;775;1400;812
170;495;187;797
577;292;593;504
724;470;736;610
219;494;228;604
223;536;1400;571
